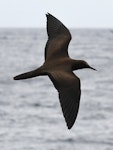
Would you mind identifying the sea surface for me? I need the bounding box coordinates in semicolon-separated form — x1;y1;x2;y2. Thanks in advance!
0;28;113;150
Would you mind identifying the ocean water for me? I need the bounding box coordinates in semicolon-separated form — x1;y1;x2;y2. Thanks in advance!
0;28;113;150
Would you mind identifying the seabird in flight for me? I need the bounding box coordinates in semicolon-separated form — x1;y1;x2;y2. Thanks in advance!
14;13;96;129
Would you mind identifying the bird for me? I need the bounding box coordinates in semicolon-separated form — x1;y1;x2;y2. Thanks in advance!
14;13;96;129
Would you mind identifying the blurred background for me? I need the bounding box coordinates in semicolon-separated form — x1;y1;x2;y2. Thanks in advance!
0;0;113;28
0;0;113;150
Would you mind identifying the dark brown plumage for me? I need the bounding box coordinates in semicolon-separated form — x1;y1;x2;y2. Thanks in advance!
14;13;96;129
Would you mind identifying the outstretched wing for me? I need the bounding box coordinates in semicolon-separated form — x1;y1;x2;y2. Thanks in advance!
45;13;72;61
48;71;81;129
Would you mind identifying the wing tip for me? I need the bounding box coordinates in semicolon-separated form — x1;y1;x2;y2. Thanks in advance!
46;12;52;18
67;126;72;130
67;123;74;130
46;12;49;17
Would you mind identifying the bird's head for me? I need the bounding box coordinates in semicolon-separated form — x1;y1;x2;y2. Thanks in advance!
72;60;96;71
80;60;96;70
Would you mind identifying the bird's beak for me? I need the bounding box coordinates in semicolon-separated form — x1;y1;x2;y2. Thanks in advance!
89;66;97;71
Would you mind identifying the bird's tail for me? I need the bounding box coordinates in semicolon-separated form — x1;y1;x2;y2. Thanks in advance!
14;67;45;80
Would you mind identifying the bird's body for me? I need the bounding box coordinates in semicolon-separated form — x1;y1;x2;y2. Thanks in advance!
14;13;96;129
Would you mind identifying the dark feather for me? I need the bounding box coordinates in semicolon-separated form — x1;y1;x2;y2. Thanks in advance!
48;71;81;129
45;13;71;60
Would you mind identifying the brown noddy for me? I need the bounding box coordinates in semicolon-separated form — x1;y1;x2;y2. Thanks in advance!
14;13;96;129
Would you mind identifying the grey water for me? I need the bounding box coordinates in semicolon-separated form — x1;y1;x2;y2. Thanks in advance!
0;28;113;150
